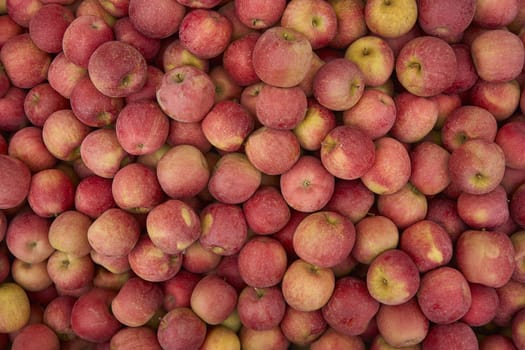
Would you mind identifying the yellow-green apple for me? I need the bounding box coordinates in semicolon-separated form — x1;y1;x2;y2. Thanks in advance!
320;125;375;180
311;328;365;350
218;0;254;40
27;168;75;217
352;215;399;264
190;274;238;325
342;89;396;140
512;183;525;227
375;298;429;347
361;136;411;195
444;44;478;94
201;100;254;152
28;4;74;53
179;9;232;59
199;202;248;256
156;65;215;123
313;58;364;111
281;258;335;312
0;282;30;333
74;175;116;219
479;334;517;350
322;276;380;336
456;229;515;288
23;83;69;127
162;270;200;310
417;0;475;42
0;33;50;89
280;0;337;49
222;32;260;86
417;266;472;324
474;0;520;28
328;0;367;49
200;325;240;350
181;240;221;274
392;92;439;143
344;35;394;87
70;287;121;343
239;326;289;350
87;207;140;257
48;210;92;257
46;250;95;291
208;152;261;204
422;322;478;350
245;127;301;176
161;38;209;72
280;307;327;346
364;0;418;38
496;119;525;169
62;15;114;68
252;26;313;88
43;295;76;341
128;235;182;282
11;323;60;350
234;0;286;29
395;36;457;97
471;29;525;83
8;126;56;172
457;185;509;229
293;99;336;151
255;84;307;130
280;155;334;213
448;139;506;195
242;186;290;235
46;52;87;99
293;211;355;268
440;105;498;152
377;183;428;229
409;141;451;195
11;259;52;292
110;326;161;350
469;79;520;121
156;144;210;199
111;277;163;327
146;199;200;255
400;219;453;273
237;286;286;330
366;249;420;305
128;0;186;39
115;100;169;156
461;283;499;327
512;230;525;282
71;76;124;127
125;65;164;103
0;87;27;132
238;236;287;288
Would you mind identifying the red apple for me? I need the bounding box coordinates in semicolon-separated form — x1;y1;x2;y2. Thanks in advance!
234;0;286;29
28;4;74;53
128;0;186;39
157;307;206;350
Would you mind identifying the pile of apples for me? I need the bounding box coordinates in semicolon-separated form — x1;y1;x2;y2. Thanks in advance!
2;0;525;348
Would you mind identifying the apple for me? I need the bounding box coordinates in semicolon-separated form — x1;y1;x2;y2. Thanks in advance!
190;274;238;325
217;0;253;40
0;86;27;132
444;43;478;95
352;215;399;264
377;183;428;229
324;179;375;223
239;326;289;350
234;0;286;29
480;334;518;350
457;185;510;229
46;52;87;99
345;36;394;87
0;14;23;49
417;0;475;42
215;254;247;293
469;79;521;122
328;0;367;49
93;266;130;291
242;186;290;235
161;38;208;72
391;92;439;143
0;282;30;334
512;230;525;282
46;250;95;291
43;295;77;341
461;283;499;327
11;258;52;292
474;0;520;28
293;99;336;151
90;250;130;275
200;325;241;350
471;29;525;83
409;141;451;196
280;307;326;346
23;83;70;128
364;0;418;38
255;84;307;130
237;285;286;331
494;279;525;327
75;0;116;26
96;0;128;18
128;0;186;39
181;240;221;274
496;119;525;170
417;266;472;324
11;323;60;350
311;328;366;349
8;126;57;172
157;307;207;350
74;175;116;219
125;65;164;103
110;326;161;350
28;4;74;53
252;26;313;88
222;32;259;87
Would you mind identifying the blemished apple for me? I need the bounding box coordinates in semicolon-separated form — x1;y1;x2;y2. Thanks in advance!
255;84;307;130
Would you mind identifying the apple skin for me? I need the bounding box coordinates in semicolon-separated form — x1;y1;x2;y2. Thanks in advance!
242;186;290;235
375;298;429;348
113;16;160;61
409;141;451;196
216;254;247;293
46;52;88;99
146;199;200;255
11;258;53;293
237;286;286;331
255;84;307;130
0;282;30;334
75;0;116;26
222;31;260;86
280;307;327;346
457;185;510;229
74;175;116;219
110;326;161;350
461;283;499;327
471;29;525;83
448;139;506;195
352;215;399;265
311;328;365;350
156;65;215;123
474;0;520;28
391;92;439;144
218;0;254;40
181;240;221;274
125;65;164;104
156;144;209;199
280;0;337;50
0;33;50;89
9;126;57;172
469;79;520;122
46;250;95;291
23;83;70;128
27;168;75;218
162;270;200;311
423;322;478;350
11;322;60;350
455;229;515;288
128;0;186;39
322;276;380;336
239;326;289;350
364;0;417;39
199;325;241;350
417;0;475;42
417;266;472;325
234;0;286;29
238;236;287;288
43;295;77;341
190;274;238;325
48;210;92;257
293;99;336;151
496;119;525;170
252;26;313;88
360;136;411;195
28;3;74;53
366;249;420;306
